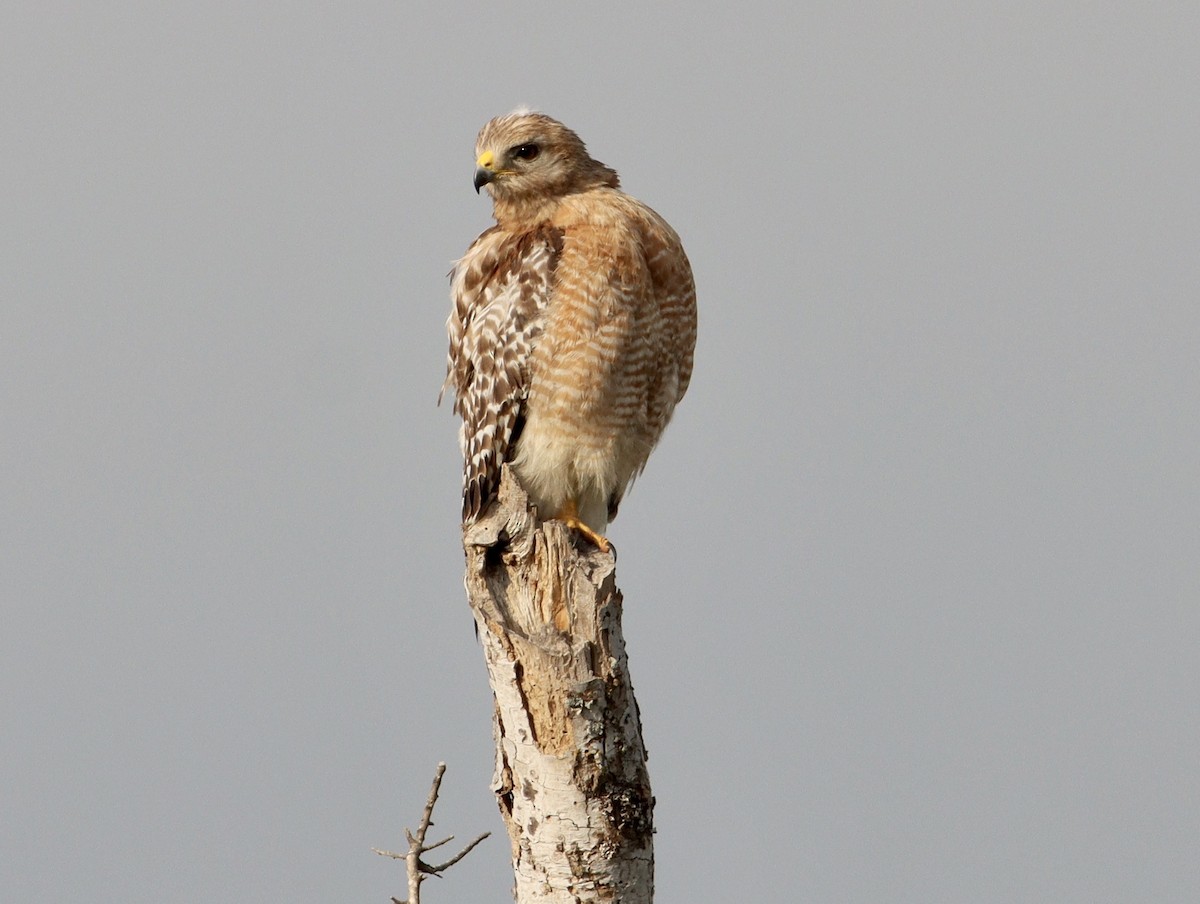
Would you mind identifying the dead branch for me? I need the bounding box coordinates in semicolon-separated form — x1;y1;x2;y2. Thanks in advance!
374;762;490;904
463;466;655;903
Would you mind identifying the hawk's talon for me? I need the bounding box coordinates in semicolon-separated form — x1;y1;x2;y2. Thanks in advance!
560;516;611;553
555;498;611;553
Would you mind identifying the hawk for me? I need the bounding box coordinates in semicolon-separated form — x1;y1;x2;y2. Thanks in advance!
442;111;696;550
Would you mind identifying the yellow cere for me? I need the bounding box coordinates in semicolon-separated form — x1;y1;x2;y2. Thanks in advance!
476;150;495;169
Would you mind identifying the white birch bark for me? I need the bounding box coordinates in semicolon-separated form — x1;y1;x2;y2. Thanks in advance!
463;466;654;904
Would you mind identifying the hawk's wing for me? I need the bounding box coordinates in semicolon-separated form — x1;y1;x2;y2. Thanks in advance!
443;225;563;522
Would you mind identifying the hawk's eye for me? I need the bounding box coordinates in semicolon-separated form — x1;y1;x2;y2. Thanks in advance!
512;143;540;161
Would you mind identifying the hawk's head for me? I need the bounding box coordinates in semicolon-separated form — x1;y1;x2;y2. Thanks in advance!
472;112;619;206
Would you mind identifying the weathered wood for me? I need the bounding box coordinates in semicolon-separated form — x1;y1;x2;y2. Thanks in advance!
463;466;654;904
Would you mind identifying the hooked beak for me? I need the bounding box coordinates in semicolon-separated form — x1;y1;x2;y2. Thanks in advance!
474;150;497;194
473;166;493;194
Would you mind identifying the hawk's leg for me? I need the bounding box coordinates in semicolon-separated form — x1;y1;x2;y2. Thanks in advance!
555;498;611;553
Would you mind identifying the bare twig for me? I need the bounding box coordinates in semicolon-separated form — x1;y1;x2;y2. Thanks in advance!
425;832;491;873
373;762;490;904
419;835;455;854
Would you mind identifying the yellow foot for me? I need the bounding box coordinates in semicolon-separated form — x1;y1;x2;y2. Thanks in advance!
561;515;611;553
555;499;611;552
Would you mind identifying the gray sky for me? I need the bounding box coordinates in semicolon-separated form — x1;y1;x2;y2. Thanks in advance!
3;2;1197;901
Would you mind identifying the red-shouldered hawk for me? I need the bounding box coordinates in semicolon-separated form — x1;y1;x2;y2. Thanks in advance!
442;111;696;550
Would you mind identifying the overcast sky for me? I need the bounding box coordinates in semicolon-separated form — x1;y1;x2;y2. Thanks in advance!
3;3;1197;902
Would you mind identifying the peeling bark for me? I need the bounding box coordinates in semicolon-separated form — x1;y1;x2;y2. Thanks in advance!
463;466;654;904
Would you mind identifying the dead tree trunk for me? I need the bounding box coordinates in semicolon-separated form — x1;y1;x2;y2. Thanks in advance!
462;466;654;904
